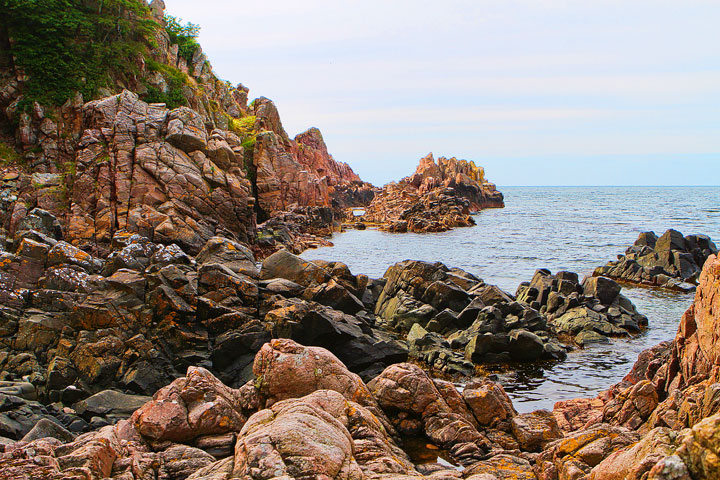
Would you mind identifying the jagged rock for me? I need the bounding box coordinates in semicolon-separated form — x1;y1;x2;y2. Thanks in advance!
363;153;503;233
582;276;621;305
464;454;536;480
594;229;716;289
510;410;563;451
265;297;407;374
368;363;493;465
517;268;647;346
535;424;641;480
588;427;678;480
166;106;208;153
376;260;567;371
65;91;256;255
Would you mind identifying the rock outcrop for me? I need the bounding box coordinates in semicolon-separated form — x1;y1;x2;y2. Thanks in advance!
374;260;570;375
0;339;548;480
374;261;648;376
0;253;718;479
594;229;717;291
516;269;648;346
0;221;413;424
361;153;503;233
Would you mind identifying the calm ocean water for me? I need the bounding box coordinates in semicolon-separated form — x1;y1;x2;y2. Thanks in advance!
301;186;720;411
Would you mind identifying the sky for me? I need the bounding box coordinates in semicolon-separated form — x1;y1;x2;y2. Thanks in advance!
166;0;719;186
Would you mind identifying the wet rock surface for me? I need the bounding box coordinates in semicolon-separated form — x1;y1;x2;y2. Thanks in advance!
594;229;717;291
516;269;648;346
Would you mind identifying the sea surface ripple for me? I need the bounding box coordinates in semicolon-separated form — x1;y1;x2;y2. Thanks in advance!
302;186;720;411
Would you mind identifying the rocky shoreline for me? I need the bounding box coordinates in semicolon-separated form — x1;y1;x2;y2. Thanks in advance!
1;1;719;478
0;253;718;479
2;202;714;479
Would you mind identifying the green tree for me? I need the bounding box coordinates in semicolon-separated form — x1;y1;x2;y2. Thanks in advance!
164;14;200;63
0;0;157;108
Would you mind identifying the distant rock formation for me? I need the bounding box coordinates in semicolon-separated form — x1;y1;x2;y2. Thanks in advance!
362;153;503;233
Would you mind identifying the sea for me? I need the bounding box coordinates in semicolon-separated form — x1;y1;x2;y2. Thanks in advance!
301;186;720;412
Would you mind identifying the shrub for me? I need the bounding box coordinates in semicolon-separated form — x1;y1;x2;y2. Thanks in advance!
164;14;200;63
1;0;158;109
229;115;257;137
142;59;188;108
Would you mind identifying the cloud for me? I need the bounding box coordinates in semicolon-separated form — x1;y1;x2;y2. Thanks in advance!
166;0;720;185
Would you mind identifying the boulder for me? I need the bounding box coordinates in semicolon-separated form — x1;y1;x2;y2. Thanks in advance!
133;366;249;443
73;390;151;421
510;409;563;451
508;329;545;362
166;106;208;153
195;236;257;276
260;248;329;286
462;379;517;427
20;418;75;443
582;276;621;305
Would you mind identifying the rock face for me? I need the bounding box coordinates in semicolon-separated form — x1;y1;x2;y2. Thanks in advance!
67;91;256;256
250;102;372;219
0;92;370;260
362;153;503;233
594;229;717;291
0;1;374;261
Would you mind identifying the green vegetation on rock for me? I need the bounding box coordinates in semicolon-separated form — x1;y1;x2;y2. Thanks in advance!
0;139;22;165
163;14;200;63
142;59;188;109
1;0;157;109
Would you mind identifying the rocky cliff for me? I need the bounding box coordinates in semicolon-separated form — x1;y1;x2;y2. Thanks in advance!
0;0;369;256
362;153;504;233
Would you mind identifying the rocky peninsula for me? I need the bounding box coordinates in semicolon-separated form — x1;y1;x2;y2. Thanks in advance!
361;153;504;233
